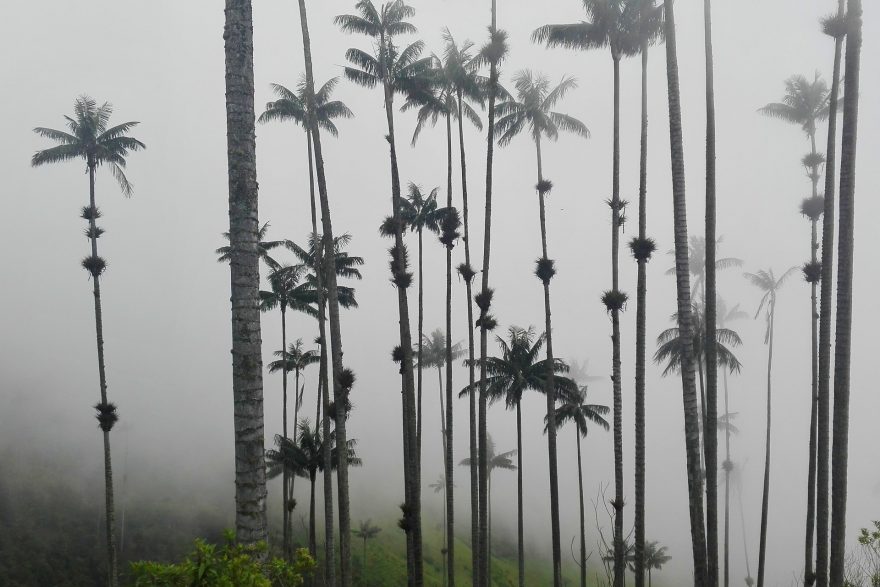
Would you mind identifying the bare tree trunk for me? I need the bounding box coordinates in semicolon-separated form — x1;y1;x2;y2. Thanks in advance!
829;1;861;583
577;428;587;587
756;305;776;587
723;369;731;587
444;112;456;587
223;0;267;552
516;401;525;587
662;2;709;583
310;472;317;560
282;307;290;560
633;29;650;587
456;90;479;587
703;1;720;583
418;226;424;466
815;2;845;585
535;136;562;586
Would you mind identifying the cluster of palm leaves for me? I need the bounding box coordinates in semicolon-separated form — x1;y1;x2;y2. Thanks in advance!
30;0;865;586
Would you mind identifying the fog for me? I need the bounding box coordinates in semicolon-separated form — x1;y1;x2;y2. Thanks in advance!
1;0;877;585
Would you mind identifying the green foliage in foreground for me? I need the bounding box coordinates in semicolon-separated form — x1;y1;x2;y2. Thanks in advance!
130;531;315;586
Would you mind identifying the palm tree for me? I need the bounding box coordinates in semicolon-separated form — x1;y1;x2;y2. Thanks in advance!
760;76;831;583
552;386;610;587
463;326;577;587
441;31;486;579
659;0;708;581
418;330;464;468
473;5;508;583
336;3;432;582
353;520;382;579
627;540;671;587
717;299;748;587
494;69;589;584
829;2;862;584
216;221;286;270
32;96;145;587
428;475;450;587
665;236;744;303
628;4;663;585
260;265;318;559
460;434;517;584
816;5;846;584
745;267;797;587
532;6;641;581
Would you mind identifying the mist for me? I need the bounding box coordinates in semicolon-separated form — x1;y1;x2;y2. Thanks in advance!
1;1;877;586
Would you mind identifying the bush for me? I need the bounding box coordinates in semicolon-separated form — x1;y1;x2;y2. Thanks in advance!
130;530;315;587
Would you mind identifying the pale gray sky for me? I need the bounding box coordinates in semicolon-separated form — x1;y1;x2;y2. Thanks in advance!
1;1;877;584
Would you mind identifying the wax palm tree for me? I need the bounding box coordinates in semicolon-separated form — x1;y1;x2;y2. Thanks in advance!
32;95;145;587
760;78;831;583
532;7;641;581
418;330;464;469
816;6;846;584
717;298;748;587
665;236;744;303
428;475;450;587
438;31;487;579
830;3;862;584
659;0;708;580
493;69;589;584
353;520;382;579
626;4;664;584
551;386;610;587
626;540;671;587
464;326;576;586
260;265;317;559
336;3;431;581
473;7;509;582
293;1;358;581
460;433;517;583
745;266;797;587
216;221;286;270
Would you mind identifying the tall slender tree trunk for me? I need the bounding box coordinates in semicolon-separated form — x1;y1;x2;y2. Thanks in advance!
223;0;267;552
535;136;562;586
633;29;650;587
310;472;317;560
815;3;845;585
402;369;415;586
662;2;709;583
439;368;448;587
478;3;499;584
456;90;479;587
444;112;456;587
756;304;776;587
297;2;351;583
829;1;861;583
86;162;119;587
609;51;626;587
291;366;302;559
723;369;731;587
282;307;290;560
804;130;820;587
703;1;719;583
738;472;754;585
576;428;587;587
417;226;424;466
516;401;525;587
382;48;423;586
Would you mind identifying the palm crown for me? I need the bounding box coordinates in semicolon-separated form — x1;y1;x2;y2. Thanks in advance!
268;338;320;376
216;221;287;270
259;77;353;136
287;233;364;310
744;267;799;343
32;96;146;196
550;385;610;437
495;70;590;147
259;265;319;318
531;0;644;60
759;73;831;136
654;302;744;377
459;434;517;473
418;329;464;370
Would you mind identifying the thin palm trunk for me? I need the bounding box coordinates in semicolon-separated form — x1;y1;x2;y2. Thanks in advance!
576;427;587;587
223;0;268;551
516;401;525;587
535;136;562;586
291;366;302;559
444;111;456;587
815;3;845;585
310;471;317;560
738;474;754;583
402;369;415;586
829;1;861;582
756;304;776;587
723;369;731;587
457;89;479;587
439;367;448;587
297;2;351;582
703;1;720;583
282;307;290;560
634;30;650;587
381;39;423;585
662;2;709;582
418;227;424;466
87;162;119;587
610;52;625;587
478;3;499;584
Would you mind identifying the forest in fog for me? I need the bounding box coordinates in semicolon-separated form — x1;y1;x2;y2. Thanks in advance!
1;0;877;586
